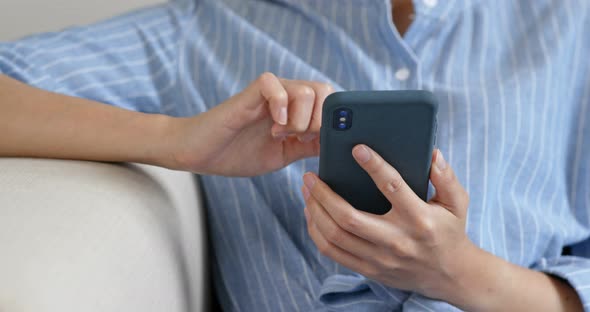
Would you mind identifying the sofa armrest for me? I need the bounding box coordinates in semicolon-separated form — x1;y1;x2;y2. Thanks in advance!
0;158;208;312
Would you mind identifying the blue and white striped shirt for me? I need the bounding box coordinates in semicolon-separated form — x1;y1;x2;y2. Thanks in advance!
1;0;590;310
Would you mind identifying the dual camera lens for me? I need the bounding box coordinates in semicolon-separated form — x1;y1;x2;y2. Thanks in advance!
333;108;352;130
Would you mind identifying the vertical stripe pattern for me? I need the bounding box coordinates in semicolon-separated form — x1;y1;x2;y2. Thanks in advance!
1;0;590;311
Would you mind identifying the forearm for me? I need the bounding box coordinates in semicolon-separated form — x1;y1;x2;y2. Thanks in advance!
446;246;583;312
0;74;178;168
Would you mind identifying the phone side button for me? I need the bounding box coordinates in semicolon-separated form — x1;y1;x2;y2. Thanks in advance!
434;119;438;146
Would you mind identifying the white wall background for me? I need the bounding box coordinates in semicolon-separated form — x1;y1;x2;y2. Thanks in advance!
0;0;163;41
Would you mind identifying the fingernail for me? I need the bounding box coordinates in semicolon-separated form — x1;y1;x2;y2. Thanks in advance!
352;145;371;164
298;133;317;143
301;185;310;201
436;149;447;171
303;173;316;189
278;107;288;125
303;208;310;222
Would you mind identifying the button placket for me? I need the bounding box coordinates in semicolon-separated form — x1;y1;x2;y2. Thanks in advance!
394;67;411;81
423;0;438;9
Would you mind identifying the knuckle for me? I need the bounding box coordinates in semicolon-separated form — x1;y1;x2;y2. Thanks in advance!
389;240;414;260
358;263;378;278
326;224;345;244
372;253;392;270
317;83;335;96
317;241;332;256
339;212;359;232
268;90;288;106
379;177;403;195
309;111;323;132
416;217;437;241
274;90;288;103
257;73;288;105
385;239;399;252
258;72;276;84
293;85;315;99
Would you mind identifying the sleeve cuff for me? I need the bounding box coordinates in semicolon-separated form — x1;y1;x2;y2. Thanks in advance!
533;256;590;311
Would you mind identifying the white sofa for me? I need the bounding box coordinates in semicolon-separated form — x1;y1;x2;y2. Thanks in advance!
0;158;210;311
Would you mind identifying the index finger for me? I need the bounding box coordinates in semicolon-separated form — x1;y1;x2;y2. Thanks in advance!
303;172;399;246
259;72;291;126
351;144;425;216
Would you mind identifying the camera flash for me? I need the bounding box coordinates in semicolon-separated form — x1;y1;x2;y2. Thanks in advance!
333;108;352;130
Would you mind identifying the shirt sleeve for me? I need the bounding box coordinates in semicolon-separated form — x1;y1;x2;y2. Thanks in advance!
556;100;590;308
532;257;590;310
533;19;590;308
0;0;193;114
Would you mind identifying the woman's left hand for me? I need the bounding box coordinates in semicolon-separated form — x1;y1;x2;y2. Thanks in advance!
301;144;477;300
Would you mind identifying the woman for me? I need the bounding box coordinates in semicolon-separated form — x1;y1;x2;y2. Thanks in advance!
1;0;588;310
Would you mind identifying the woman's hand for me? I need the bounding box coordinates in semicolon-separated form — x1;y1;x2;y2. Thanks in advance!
301;145;584;312
0;71;331;177
170;72;334;176
301;145;475;300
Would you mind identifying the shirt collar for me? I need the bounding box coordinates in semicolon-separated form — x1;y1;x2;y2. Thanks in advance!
411;0;476;21
265;0;478;22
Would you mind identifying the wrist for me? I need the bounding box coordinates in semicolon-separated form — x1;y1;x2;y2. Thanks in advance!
446;251;584;312
440;245;573;312
163;106;241;175
439;241;508;312
141;113;188;170
157;113;216;173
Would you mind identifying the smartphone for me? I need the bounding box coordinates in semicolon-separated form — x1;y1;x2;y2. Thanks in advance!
318;90;438;215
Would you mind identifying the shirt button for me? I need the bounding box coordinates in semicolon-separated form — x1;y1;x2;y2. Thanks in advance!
423;0;438;8
395;67;411;81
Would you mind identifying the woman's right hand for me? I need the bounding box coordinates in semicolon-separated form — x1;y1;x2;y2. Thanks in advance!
170;72;334;176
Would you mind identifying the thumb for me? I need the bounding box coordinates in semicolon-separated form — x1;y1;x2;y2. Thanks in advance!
429;149;469;219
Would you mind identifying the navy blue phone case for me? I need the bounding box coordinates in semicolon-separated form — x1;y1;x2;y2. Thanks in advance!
319;91;438;215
